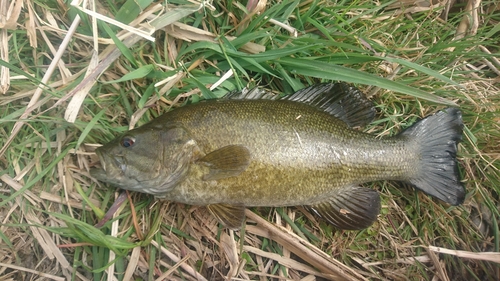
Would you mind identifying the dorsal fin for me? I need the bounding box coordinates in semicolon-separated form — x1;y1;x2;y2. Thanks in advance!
224;87;278;100
223;83;376;128
282;83;376;128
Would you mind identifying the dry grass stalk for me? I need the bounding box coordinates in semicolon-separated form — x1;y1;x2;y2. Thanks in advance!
64;50;100;123
169;22;265;54
24;209;70;269
1;177;71;272
245;210;368;281
427;248;450;281
129;72;187;129
151;240;209;281
0;0;23;30
455;0;481;39
210;69;234;90
0;261;65;281
242;245;330;278
1;174;42;206
71;1;155;42
155;253;192;281
358;255;432;267
39;190;98;211
122;246;141;281
429;246;500;264
0;25;9;94
0;0;23;94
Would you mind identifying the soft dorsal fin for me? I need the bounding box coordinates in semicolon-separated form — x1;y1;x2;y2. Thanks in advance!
283;83;376;128
305;185;381;230
224;83;375;128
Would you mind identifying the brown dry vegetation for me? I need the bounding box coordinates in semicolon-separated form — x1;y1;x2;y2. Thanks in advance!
1;0;499;280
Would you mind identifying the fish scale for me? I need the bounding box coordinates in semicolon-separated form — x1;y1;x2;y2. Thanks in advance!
156;100;410;203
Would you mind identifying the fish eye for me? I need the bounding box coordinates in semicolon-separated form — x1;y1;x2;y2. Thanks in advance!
120;136;136;148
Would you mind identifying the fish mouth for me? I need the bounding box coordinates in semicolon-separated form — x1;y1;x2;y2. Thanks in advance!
90;148;128;182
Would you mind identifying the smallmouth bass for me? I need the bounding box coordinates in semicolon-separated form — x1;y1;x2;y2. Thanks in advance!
91;83;465;230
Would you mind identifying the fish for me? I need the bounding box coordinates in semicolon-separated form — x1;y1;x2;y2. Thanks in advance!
91;83;465;230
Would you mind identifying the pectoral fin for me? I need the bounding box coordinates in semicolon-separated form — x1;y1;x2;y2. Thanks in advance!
207;204;246;229
306;186;381;230
198;145;250;181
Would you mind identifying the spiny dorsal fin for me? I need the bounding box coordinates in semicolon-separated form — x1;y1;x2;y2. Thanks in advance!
197;145;251;181
283;83;376;128
306;185;381;230
207;204;246;229
224;87;278;100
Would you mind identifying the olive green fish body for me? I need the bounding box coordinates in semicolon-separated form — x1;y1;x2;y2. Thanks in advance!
152;99;415;206
92;83;465;230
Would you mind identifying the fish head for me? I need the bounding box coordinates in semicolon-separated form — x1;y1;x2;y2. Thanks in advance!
91;124;199;196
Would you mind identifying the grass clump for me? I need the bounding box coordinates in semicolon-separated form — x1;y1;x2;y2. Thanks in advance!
1;0;499;280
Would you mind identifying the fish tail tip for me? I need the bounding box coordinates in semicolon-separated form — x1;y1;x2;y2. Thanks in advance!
402;108;465;205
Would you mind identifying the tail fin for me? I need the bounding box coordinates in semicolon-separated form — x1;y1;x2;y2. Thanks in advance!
401;108;465;205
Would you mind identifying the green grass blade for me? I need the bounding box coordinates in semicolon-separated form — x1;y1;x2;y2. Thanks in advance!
0;230;13;248
150;4;203;28
102;64;155;84
101;22;138;67
278;57;458;106
380;56;463;88
74;182;105;218
48;211;138;253
75;109;106;149
0;59;44;86
115;0;154;24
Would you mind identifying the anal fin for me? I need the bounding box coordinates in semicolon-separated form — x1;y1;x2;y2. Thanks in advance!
207;204;246;230
306;186;381;230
